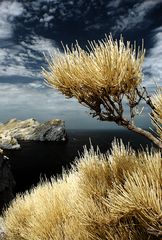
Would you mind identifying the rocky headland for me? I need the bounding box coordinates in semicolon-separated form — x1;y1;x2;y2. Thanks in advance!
0;118;67;150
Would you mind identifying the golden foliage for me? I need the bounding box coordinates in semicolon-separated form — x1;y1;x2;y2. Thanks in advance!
42;35;162;147
42;35;144;101
2;141;162;240
151;88;162;119
151;88;162;139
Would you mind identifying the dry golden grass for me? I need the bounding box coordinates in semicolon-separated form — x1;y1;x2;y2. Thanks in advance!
42;35;144;100
151;88;162;119
151;88;162;139
2;141;162;240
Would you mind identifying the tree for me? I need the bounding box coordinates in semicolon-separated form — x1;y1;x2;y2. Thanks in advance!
43;35;162;148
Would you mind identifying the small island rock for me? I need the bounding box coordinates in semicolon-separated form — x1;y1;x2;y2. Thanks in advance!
0;118;67;149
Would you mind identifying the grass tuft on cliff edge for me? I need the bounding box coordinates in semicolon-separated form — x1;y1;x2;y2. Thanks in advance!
2;140;162;240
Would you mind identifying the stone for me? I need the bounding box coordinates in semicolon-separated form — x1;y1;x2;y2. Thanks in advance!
0;135;20;150
0;118;67;149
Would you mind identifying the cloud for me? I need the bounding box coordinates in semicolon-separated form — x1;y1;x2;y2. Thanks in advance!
0;81;90;128
0;35;56;78
0;1;23;39
0;0;57;78
20;35;56;54
0;45;39;78
112;0;162;32
0;80;151;129
107;0;121;8
143;27;162;89
0;80;127;129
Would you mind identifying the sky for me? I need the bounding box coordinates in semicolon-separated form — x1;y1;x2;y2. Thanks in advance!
0;0;162;129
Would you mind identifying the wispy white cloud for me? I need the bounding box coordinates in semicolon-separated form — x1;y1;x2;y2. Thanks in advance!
0;35;56;77
20;35;56;54
0;0;57;78
0;1;23;39
143;27;162;88
0;81;89;128
107;0;121;8
0;45;39;77
0;81;121;129
112;0;162;32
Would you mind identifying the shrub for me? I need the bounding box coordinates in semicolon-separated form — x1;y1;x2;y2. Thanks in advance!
2;141;162;240
43;35;162;148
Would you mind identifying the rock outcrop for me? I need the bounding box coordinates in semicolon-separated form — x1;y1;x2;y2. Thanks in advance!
0;118;67;149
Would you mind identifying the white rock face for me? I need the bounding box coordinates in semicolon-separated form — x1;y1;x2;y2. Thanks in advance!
0;118;67;149
0;135;20;150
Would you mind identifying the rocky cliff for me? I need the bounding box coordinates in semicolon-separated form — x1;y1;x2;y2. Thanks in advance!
0;118;67;149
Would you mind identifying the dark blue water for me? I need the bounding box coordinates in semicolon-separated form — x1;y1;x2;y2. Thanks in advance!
4;129;155;194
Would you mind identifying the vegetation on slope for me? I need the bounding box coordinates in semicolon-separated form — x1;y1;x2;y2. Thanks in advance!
2;141;162;240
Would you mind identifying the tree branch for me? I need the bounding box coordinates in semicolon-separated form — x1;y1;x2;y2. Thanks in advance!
119;120;162;149
136;87;155;109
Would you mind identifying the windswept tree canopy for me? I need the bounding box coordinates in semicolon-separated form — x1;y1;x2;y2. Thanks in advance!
43;35;162;148
43;35;144;98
